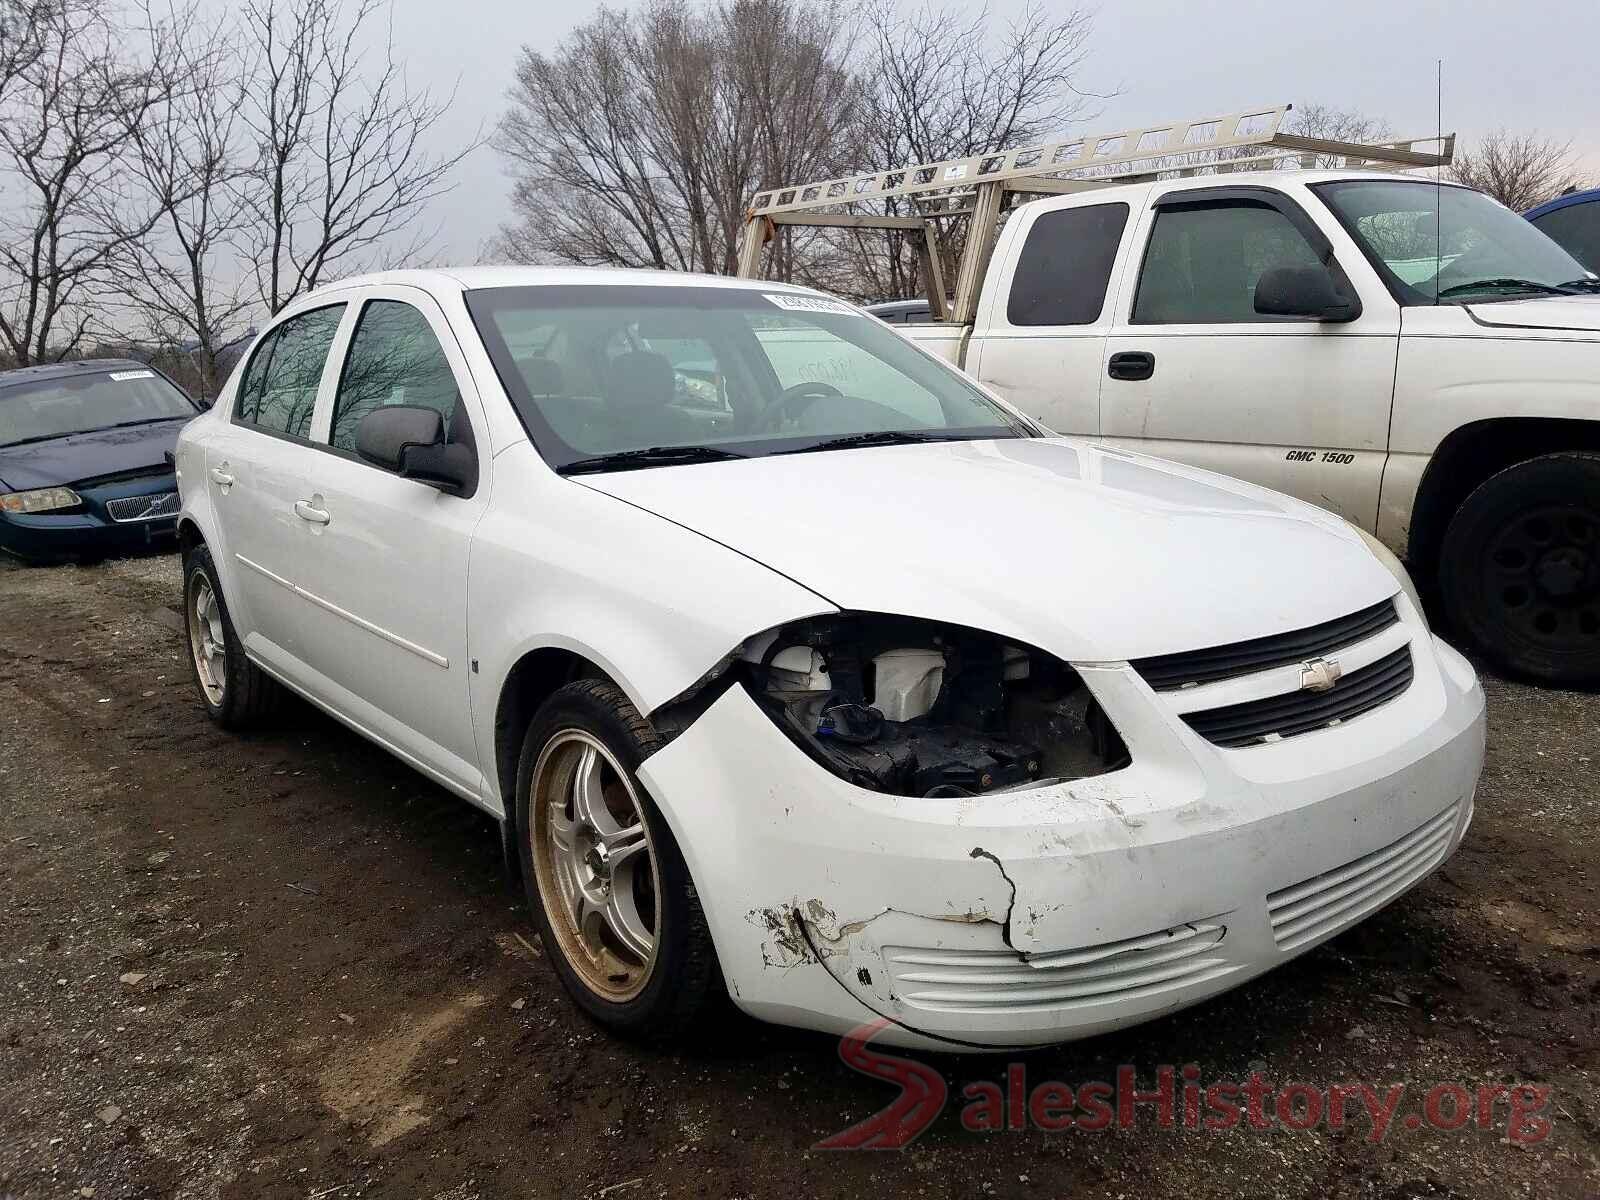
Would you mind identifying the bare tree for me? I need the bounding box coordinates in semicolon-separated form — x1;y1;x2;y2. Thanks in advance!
0;1;171;364
497;0;1100;300
110;5;254;395
235;0;478;315
843;0;1098;300
496;0;862;277
1451;129;1590;212
1287;103;1391;146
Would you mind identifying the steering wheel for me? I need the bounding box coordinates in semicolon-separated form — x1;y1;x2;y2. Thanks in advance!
760;380;842;432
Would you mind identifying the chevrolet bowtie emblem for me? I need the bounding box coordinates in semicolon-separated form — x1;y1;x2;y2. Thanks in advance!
1299;657;1343;693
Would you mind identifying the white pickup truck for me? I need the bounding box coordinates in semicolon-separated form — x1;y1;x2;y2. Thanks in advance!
894;171;1600;685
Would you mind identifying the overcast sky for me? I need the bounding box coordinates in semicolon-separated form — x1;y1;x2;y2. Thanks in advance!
326;0;1600;264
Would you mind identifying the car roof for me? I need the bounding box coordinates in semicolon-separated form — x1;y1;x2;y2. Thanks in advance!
1525;187;1600;219
315;265;823;298
0;358;152;391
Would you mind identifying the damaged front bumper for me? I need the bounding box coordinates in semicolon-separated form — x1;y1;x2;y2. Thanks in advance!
637;634;1486;1051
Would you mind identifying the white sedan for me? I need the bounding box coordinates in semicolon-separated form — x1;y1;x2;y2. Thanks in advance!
174;267;1486;1049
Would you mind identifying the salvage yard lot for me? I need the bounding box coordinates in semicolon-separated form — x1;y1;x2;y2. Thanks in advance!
1;553;1597;1199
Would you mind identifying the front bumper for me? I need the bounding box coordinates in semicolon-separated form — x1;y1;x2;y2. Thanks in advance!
0;475;179;563
638;632;1486;1050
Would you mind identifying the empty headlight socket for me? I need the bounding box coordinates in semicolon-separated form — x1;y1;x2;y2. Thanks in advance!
720;612;1129;798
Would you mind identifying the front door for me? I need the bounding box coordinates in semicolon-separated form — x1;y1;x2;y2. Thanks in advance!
289;289;489;796
1098;189;1399;530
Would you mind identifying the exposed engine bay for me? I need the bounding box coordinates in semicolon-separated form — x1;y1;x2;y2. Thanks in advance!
734;614;1129;797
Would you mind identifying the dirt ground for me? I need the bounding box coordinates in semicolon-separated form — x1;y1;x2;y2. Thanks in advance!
1;551;1596;1200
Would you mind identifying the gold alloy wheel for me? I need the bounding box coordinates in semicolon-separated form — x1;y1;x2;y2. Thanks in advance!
529;729;660;1001
187;572;226;706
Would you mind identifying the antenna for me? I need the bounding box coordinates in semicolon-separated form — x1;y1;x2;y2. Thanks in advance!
1434;59;1443;305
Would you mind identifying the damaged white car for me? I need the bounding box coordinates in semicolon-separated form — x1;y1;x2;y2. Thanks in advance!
174;268;1486;1049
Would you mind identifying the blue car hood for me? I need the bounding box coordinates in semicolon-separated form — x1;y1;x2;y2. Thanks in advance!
0;418;190;492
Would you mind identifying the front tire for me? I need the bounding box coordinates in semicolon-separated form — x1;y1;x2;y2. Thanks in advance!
1439;452;1600;685
182;544;284;728
515;679;718;1041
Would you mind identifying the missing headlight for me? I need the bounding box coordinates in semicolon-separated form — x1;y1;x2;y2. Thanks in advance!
734;613;1128;797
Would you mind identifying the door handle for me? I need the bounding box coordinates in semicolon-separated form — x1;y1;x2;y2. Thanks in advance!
1107;351;1156;382
208;467;234;487
293;499;330;526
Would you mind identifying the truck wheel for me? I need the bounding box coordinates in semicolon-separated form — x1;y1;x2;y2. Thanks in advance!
1439;453;1600;685
183;543;285;727
515;679;718;1041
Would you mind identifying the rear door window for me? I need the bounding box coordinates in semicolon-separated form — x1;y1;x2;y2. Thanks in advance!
235;305;346;438
1007;202;1129;326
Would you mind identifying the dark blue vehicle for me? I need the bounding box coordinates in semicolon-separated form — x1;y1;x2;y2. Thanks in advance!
1526;188;1600;273
0;359;202;563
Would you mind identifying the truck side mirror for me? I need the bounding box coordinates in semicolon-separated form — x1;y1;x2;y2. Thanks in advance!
1254;266;1361;322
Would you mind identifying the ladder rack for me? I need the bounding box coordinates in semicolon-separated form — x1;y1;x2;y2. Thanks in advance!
733;103;1454;323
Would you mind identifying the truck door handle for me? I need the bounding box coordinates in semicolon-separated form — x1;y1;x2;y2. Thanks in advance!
1108;351;1156;382
208;467;234;487
293;499;330;526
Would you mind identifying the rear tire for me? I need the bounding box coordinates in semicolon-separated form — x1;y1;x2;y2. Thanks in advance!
1439;452;1600;686
515;678;718;1042
182;543;284;728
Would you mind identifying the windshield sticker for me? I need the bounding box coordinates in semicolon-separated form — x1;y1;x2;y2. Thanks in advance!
109;369;155;381
764;293;856;317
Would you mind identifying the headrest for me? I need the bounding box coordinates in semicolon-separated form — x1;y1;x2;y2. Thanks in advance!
606;350;673;410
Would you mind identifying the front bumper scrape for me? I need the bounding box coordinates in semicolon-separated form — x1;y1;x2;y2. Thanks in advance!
638;650;1484;1050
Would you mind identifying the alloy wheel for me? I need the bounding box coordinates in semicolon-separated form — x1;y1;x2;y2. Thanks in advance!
187;572;227;706
529;730;660;1002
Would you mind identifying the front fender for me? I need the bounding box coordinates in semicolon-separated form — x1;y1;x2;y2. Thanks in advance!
467;446;836;806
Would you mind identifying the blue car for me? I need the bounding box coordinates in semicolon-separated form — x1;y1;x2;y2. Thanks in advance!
0;359;202;563
1526;188;1600;273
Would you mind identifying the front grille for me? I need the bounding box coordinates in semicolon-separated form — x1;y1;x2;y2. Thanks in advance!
1181;645;1413;748
1267;802;1459;951
1132;599;1399;691
884;922;1230;1015
105;491;180;523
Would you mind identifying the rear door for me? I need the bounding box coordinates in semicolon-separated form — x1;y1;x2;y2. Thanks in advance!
968;198;1135;436
1098;186;1399;528
204;303;347;674
287;287;490;796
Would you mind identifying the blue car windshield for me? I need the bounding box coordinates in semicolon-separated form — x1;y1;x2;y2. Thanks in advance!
0;369;196;448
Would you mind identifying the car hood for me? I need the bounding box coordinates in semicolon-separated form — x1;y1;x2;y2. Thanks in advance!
579;438;1399;663
1465;294;1600;334
0;418;188;492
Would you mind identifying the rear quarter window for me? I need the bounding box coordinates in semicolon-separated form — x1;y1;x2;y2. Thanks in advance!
1006;202;1129;326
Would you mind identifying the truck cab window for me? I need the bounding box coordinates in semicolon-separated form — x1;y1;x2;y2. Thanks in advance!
1007;203;1129;326
1133;202;1325;324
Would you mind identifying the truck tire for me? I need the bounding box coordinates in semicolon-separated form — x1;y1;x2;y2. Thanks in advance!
1439;452;1600;685
515;679;718;1042
182;543;285;727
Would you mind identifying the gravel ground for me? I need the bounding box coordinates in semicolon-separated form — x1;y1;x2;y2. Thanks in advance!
1;551;1596;1199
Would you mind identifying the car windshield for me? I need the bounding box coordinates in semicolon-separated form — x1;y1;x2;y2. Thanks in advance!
1315;179;1596;304
0;367;196;448
464;284;1031;472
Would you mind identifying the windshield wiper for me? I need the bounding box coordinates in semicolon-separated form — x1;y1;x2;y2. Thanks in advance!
774;430;944;456
1436;277;1577;299
558;445;749;475
1558;277;1600;294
